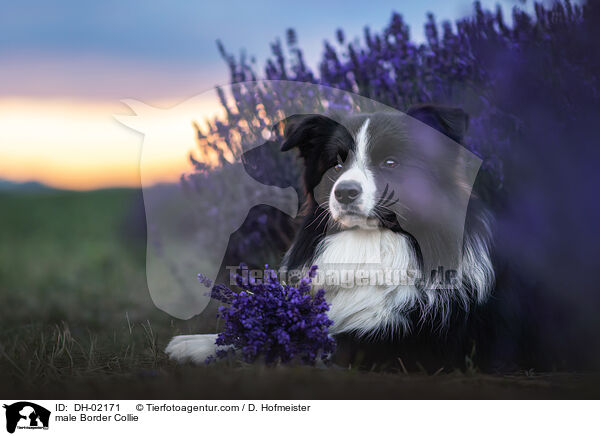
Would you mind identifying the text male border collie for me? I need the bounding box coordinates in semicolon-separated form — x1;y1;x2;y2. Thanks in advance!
167;105;539;371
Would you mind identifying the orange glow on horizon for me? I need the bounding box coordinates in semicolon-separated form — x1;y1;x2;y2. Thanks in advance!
0;95;225;190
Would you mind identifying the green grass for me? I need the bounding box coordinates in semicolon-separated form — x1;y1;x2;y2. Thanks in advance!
1;190;146;325
0;189;193;393
0;189;597;399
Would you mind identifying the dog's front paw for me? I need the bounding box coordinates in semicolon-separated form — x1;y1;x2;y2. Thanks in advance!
165;334;219;364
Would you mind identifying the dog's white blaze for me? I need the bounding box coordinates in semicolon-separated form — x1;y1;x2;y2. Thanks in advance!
330;118;377;224
355;118;371;166
311;227;420;337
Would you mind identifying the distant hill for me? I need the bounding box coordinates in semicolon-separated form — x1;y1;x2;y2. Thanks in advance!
0;179;51;192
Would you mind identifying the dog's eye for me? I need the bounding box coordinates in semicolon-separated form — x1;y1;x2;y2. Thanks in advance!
381;158;398;169
334;155;344;172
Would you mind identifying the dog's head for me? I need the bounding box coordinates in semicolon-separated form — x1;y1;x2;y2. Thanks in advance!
281;106;472;232
280;105;484;286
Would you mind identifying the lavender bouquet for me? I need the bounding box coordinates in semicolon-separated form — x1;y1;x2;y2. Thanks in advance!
207;265;336;365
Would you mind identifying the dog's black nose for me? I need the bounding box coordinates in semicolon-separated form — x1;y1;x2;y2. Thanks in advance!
334;181;362;204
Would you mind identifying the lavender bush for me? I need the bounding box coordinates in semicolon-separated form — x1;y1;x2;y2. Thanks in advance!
203;1;587;190
207;265;336;365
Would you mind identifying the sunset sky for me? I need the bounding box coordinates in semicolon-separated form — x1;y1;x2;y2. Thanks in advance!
1;0;525;190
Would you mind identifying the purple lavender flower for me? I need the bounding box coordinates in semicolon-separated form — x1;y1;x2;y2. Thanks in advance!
207;265;336;365
197;273;213;288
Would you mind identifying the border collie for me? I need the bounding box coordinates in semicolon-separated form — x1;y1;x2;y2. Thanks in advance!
278;105;502;370
167;105;535;371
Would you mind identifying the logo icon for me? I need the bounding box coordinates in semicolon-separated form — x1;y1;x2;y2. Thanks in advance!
3;402;50;434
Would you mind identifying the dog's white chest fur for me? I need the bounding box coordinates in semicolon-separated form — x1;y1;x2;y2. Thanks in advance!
310;227;419;337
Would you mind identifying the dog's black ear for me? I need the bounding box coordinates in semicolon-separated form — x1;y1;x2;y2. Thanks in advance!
280;114;341;157
241;140;295;188
406;104;469;143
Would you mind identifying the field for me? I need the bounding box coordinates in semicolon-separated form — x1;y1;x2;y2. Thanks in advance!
0;189;598;399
